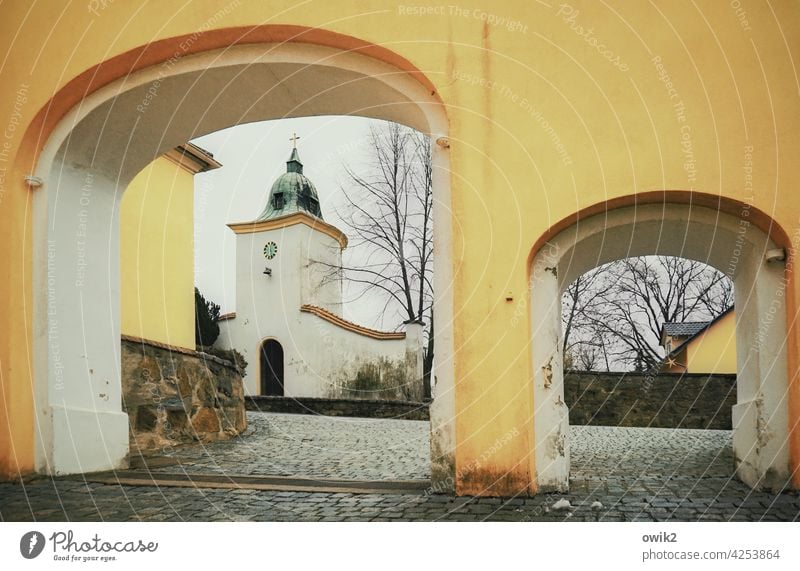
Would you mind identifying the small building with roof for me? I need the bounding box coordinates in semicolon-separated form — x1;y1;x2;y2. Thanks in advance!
216;142;423;400
659;307;736;374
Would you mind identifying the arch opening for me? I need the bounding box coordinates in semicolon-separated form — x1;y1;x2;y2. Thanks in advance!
530;200;792;492
30;38;454;481
561;254;738;490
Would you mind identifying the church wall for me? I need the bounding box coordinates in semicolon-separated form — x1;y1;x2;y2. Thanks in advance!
218;220;418;399
302;228;344;315
217;224;308;377
120;157;196;350
219;309;413;400
242;223;311;314
218;223;322;393
293;313;415;400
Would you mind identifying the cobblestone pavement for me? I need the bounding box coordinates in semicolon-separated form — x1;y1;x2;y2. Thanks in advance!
568;425;735;496
1;413;798;522
143;413;430;480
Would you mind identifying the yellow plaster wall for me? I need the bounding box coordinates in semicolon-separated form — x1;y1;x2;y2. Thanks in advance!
1;1;799;486
120;157;196;351
686;311;737;375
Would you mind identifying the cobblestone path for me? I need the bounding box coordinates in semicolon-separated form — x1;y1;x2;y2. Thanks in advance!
1;413;798;522
143;412;430;480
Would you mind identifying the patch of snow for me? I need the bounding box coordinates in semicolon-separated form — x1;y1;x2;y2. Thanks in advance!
551;498;572;511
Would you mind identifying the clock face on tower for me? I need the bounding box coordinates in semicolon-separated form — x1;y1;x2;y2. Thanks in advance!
263;241;278;260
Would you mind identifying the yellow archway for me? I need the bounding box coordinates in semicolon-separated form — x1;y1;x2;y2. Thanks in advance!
20;29;454;483
529;192;797;492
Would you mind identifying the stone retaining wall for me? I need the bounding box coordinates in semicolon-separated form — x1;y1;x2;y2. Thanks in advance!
246;396;430;420
121;336;247;453
246;371;735;428
565;371;736;429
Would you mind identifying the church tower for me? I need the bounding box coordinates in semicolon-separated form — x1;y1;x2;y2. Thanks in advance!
230;138;346;315
218;137;348;395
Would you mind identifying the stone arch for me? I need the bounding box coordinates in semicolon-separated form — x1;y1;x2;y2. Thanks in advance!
28;30;454;480
529;192;795;492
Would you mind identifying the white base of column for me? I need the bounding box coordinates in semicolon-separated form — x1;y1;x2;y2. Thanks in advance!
429;383;456;494
50;405;129;476
733;399;790;492
732;400;759;488
534;399;570;493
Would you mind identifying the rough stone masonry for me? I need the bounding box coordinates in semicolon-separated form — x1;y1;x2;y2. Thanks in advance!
565;371;736;429
121;336;247;453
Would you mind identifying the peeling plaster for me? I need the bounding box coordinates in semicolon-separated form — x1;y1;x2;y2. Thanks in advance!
542;356;553;389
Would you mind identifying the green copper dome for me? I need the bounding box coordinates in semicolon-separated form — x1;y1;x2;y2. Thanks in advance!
257;148;323;221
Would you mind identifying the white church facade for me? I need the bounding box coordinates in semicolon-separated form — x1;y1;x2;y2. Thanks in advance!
217;143;424;401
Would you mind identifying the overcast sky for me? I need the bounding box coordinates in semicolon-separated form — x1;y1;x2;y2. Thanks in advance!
192;115;390;328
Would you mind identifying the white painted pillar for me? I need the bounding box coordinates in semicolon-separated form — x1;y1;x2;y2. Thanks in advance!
530;244;570;492
732;243;791;490
34;163;129;475
753;259;791;489
428;137;456;493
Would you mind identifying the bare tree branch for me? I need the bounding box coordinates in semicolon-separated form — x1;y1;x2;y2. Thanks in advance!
563;256;733;371
328;122;435;398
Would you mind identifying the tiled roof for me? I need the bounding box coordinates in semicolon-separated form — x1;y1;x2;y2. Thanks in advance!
300;305;406;340
662;321;709;337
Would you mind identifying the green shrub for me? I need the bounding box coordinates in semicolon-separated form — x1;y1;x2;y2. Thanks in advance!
194;287;220;347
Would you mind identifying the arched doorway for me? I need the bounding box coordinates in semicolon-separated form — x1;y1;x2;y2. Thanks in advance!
28;31;454;479
260;340;284;397
530;196;793;492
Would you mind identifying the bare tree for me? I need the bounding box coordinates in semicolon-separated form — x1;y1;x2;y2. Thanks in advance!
562;272;604;360
332;122;434;399
562;256;733;372
562;271;612;372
